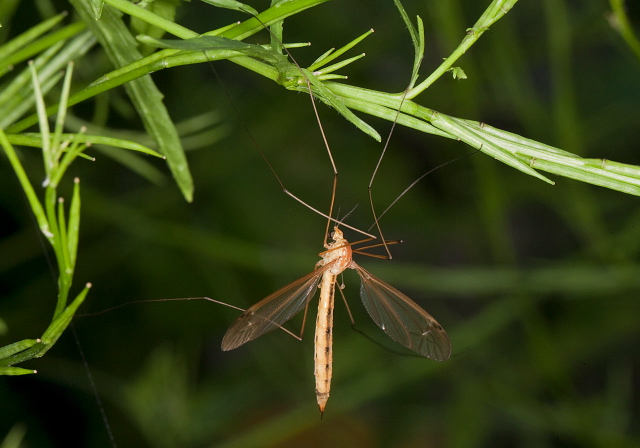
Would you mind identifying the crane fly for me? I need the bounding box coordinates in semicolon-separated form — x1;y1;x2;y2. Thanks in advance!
221;227;451;416
214;13;453;417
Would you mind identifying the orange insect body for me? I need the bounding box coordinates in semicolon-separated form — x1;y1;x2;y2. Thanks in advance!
221;227;451;415
313;228;352;415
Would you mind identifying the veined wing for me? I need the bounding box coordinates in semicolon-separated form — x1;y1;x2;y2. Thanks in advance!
221;262;335;351
354;264;451;361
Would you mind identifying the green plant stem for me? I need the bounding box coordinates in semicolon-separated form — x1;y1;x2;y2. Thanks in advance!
408;0;518;98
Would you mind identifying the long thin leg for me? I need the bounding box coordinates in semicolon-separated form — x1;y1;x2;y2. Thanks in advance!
299;299;310;339
247;14;377;245
82;297;305;340
336;285;355;326
367;88;411;259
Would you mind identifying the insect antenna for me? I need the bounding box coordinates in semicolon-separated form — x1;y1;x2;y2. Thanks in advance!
370;147;481;228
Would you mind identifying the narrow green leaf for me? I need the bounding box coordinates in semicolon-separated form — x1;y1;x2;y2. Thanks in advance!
89;0;104;19
314;74;347;81
314;53;365;77
42;283;91;345
392;0;418;51
410;15;425;88
200;0;259;16
0;367;37;376
29;62;53;180
57;196;71;276
67;178;81;269
389;1;424;88
138;34;253;51
308;47;335;70
0;339;39;360
308;28;374;72
51;62;74;165
11;133;163;158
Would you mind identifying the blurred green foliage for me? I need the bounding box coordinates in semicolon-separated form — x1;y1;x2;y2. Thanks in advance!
1;0;640;447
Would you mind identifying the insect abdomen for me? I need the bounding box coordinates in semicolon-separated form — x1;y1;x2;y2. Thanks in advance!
314;273;336;416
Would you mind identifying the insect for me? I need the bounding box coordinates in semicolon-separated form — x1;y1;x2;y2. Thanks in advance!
221;226;451;415
218;13;452;416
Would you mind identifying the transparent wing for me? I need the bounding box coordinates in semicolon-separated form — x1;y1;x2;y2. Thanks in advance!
221;262;334;351
354;264;451;361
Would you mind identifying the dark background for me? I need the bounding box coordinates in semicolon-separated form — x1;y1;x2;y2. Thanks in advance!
1;0;640;446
